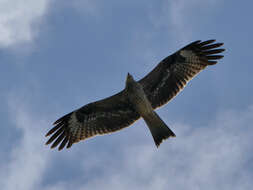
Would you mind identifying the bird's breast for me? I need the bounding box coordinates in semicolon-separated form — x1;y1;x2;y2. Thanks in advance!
127;87;153;116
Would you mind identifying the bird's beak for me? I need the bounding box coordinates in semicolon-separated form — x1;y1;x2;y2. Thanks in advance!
127;73;132;80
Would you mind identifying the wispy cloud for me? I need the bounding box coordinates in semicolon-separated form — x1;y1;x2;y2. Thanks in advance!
43;106;253;190
0;0;101;51
0;0;49;48
0;97;50;190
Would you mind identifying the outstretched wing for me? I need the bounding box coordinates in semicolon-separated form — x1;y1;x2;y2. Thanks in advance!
139;39;225;108
45;91;140;150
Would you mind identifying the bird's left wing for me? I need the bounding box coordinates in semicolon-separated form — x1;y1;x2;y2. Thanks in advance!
45;90;140;150
139;40;225;109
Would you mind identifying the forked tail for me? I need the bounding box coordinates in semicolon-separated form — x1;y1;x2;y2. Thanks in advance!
143;111;176;147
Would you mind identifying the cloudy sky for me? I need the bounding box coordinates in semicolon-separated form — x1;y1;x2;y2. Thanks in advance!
1;0;252;189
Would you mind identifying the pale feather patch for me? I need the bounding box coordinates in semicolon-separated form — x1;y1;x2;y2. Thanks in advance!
153;68;171;96
180;50;201;65
180;50;194;58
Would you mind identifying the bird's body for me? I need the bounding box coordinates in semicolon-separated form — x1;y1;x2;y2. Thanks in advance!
45;39;225;150
126;73;153;116
126;73;176;146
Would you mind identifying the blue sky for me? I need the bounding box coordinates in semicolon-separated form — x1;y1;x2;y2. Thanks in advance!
1;0;253;189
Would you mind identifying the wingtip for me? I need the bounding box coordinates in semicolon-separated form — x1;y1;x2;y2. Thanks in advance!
53;120;59;125
66;140;73;149
205;39;216;43
58;147;64;151
199;39;216;47
216;48;225;53
45;132;50;137
206;55;224;59
207;61;218;65
194;40;202;43
216;42;224;47
209;39;216;43
50;144;57;149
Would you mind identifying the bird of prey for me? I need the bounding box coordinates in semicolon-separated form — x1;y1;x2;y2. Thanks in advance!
45;39;225;150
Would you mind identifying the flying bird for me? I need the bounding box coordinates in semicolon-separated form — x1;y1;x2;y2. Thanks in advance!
45;39;225;150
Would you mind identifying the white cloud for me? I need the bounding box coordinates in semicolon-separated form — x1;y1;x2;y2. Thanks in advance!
42;105;253;190
0;0;101;50
0;0;49;48
0;98;50;190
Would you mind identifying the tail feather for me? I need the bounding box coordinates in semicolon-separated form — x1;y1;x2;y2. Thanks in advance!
143;111;175;147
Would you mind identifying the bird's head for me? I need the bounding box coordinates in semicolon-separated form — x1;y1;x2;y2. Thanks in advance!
126;72;134;81
125;73;135;89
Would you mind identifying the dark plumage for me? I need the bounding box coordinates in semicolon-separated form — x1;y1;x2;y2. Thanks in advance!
45;39;225;150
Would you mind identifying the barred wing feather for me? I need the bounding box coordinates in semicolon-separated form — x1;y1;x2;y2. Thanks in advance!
139;40;225;108
45;91;140;150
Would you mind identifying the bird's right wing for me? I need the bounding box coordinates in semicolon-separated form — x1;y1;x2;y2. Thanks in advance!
139;40;225;109
45;90;140;150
